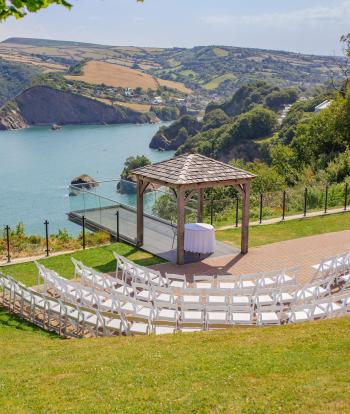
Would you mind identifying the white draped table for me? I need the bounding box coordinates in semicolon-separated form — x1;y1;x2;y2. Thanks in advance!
184;223;215;254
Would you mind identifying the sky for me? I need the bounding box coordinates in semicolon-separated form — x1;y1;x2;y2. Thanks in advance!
0;0;349;56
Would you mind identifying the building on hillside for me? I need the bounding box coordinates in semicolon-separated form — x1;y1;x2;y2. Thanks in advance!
124;88;133;97
152;96;163;105
315;100;331;113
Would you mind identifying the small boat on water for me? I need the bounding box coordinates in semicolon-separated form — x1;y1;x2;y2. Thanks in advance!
51;123;61;130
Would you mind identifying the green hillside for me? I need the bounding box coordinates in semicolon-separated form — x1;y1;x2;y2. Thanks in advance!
1;310;350;413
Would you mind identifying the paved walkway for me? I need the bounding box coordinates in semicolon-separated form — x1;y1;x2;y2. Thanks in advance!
152;230;350;284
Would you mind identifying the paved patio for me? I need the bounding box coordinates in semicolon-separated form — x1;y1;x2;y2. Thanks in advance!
152;230;350;284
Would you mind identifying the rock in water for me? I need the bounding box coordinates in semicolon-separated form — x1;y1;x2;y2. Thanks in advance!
70;174;98;196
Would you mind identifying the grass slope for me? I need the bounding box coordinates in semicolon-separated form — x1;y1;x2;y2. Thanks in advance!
0;242;164;287
216;212;350;248
1;316;350;413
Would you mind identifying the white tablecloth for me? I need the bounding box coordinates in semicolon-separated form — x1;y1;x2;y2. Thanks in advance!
184;223;215;254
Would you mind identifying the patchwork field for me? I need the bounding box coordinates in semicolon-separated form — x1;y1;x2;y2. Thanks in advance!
65;60;159;89
203;73;237;90
158;78;192;94
116;101;151;113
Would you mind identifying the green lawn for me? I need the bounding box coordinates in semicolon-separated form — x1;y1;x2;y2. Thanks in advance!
216;212;350;248
1;315;350;413
0;242;164;287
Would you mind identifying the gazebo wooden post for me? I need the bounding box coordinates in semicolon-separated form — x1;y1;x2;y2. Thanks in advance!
197;188;204;223
241;182;251;254
136;178;149;247
136;178;144;247
177;186;185;265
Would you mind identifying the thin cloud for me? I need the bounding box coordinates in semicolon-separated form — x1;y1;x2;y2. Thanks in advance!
201;1;350;27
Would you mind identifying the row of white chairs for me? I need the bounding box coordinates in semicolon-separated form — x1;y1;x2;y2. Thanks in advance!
312;252;350;282
0;274;128;337
73;258;334;308
37;262;350;332
113;253;299;290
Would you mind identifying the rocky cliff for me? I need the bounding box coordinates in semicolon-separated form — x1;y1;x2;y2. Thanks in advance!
0;86;150;130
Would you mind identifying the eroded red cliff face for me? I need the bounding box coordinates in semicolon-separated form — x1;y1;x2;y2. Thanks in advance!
0;85;150;129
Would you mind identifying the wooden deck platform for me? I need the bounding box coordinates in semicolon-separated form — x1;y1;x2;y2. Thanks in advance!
68;205;238;264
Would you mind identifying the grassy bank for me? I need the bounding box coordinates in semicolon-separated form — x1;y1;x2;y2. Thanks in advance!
0;242;164;287
1;316;350;413
216;212;350;248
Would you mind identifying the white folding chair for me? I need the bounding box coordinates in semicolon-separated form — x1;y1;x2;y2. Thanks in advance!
205;305;230;328
256;305;284;326
180;303;205;328
165;273;188;289
230;305;254;325
193;275;215;289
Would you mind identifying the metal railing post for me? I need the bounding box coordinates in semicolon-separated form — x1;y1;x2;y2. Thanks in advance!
210;199;213;225
324;186;328;214
259;193;263;224
44;220;49;257
345;183;348;211
5;225;11;263
282;191;286;221
82;215;86;250
303;187;308;217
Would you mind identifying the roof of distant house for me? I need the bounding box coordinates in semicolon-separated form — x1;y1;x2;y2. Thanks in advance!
315;100;331;112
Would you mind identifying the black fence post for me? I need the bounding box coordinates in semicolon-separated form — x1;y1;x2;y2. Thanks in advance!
235;197;239;228
259;193;263;224
345;183;348;211
116;210;120;242
303;187;308;217
282;191;286;221
44;220;49;257
82;215;86;250
210;199;213;225
324;186;328;214
5;225;11;263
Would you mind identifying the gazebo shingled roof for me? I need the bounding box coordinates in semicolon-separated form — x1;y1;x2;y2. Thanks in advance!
132;153;255;187
132;153;255;265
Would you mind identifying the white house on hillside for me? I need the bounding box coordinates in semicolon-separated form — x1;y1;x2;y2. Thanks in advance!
315;100;331;113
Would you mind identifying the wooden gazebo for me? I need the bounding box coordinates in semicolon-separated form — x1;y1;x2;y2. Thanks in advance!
132;154;255;265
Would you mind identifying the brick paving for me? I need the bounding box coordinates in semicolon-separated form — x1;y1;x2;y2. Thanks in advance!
152;230;350;284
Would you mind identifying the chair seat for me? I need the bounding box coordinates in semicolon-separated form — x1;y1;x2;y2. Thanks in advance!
231;312;252;323
105;318;122;330
232;296;250;305
182;295;200;303
241;281;255;288
130;322;149;335
207;312;227;323
196;282;212;289
208;296;226;304
156;293;174;303
182;311;202;321
219;282;236;289
291;310;309;322
278;292;294;302
256;295;274;305
157;309;177;320
154;326;176;335
259;312;279;323
136;307;152;318
169;281;185;288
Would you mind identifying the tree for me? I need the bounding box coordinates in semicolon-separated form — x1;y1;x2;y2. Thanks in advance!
0;0;71;21
121;155;150;181
0;0;141;21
